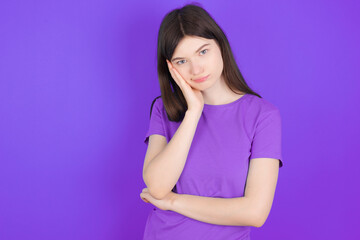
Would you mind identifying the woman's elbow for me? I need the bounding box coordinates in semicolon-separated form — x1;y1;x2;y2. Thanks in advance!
253;219;265;228
253;211;269;228
148;186;170;200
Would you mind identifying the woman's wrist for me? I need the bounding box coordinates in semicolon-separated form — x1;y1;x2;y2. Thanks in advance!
185;109;202;120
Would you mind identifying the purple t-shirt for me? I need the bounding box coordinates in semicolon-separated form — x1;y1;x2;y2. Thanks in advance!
143;93;283;240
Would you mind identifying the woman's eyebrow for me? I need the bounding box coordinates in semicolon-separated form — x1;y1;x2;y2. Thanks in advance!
171;43;210;62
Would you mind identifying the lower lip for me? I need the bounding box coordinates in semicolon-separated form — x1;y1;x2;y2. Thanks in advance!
193;75;209;83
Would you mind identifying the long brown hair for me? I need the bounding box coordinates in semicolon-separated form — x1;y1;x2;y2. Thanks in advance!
150;3;261;122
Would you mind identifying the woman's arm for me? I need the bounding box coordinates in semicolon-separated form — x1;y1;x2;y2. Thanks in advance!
169;157;280;227
143;110;202;200
170;194;257;227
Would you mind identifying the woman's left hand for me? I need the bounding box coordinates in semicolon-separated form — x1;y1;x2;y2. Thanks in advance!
140;188;177;211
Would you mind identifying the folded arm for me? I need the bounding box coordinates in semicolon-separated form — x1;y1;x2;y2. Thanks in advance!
169;158;280;227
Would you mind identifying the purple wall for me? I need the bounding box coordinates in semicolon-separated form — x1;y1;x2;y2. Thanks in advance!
1;0;359;239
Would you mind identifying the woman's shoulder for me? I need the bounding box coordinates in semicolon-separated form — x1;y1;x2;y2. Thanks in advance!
245;93;280;113
152;95;163;105
149;95;163;117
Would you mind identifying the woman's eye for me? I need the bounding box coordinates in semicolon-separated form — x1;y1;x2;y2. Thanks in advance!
200;49;208;55
176;60;186;65
176;50;207;65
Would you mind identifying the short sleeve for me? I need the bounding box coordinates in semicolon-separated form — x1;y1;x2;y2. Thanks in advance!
144;98;166;145
249;108;283;168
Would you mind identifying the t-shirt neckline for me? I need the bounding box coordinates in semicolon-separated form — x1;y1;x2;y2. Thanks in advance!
203;93;249;108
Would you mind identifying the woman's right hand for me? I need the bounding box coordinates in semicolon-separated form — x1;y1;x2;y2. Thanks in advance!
166;59;204;114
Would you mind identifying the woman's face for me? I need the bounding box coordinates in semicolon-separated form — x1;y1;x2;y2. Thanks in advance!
170;36;224;91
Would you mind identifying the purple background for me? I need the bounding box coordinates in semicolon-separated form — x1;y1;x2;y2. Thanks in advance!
1;0;359;239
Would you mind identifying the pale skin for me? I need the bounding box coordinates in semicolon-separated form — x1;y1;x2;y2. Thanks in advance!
140;36;280;228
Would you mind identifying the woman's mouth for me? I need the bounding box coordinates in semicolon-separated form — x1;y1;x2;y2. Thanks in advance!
193;74;209;83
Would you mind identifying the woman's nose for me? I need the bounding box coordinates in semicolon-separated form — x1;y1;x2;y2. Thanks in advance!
190;61;203;76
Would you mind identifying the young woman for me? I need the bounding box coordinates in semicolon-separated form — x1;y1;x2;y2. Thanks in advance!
140;3;283;240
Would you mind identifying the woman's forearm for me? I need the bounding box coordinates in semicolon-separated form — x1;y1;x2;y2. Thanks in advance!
143;110;201;200
169;194;260;227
